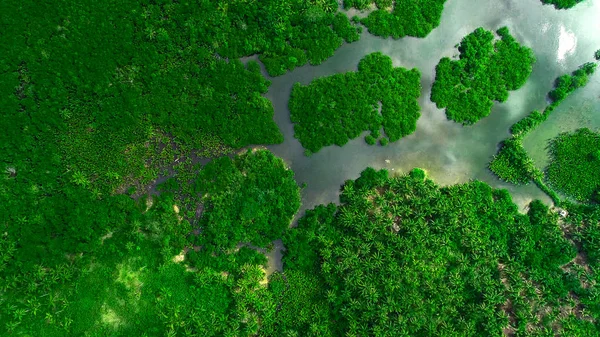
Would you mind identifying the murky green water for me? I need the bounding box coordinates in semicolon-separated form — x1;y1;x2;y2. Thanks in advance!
262;0;600;219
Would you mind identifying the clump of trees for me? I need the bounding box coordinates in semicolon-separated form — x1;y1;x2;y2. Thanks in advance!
489;138;537;185
189;149;301;250
289;52;421;154
595;49;600;60
431;27;536;124
344;0;447;39
548;62;597;103
547;128;600;203
541;0;584;9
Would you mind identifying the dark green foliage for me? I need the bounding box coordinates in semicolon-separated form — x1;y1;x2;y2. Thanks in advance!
280;168;592;335
186;150;300;250
489;138;536;185
547;128;600;202
345;0;447;39
431;27;536;124
549;62;597;103
290;52;421;153
541;0;585;9
595;49;600;60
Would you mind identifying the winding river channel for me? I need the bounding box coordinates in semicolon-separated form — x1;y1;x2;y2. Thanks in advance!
263;0;600;217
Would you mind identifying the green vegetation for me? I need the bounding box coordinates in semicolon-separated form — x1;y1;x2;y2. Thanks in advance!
431;27;536;124
547;129;600;203
344;0;447;39
489;61;597;204
595;49;600;60
4;0;600;335
0;150;301;335
162;149;301;250
489;138;537;185
541;0;585;9
289;52;421;154
549;62;597;103
277;168;600;335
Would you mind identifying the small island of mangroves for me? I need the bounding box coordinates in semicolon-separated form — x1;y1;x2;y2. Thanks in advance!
431;27;536;125
290;52;421;154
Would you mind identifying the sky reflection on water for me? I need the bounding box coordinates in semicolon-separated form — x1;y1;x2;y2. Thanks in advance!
264;0;600;216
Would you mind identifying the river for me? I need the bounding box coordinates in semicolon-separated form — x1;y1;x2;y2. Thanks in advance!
263;0;600;218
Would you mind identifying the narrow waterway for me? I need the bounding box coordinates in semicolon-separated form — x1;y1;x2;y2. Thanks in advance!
263;0;600;218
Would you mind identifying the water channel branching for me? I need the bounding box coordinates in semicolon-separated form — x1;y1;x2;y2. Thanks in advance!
3;0;600;336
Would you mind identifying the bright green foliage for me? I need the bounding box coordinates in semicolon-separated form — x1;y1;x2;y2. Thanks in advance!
344;0;447;39
547;128;600;202
431;27;536;124
489;138;536;184
541;0;585;9
510;110;548;137
267;270;339;336
549;62;597;103
365;134;377;145
290;52;421;154
1;0;294;205
570;204;600;268
280;168;593;335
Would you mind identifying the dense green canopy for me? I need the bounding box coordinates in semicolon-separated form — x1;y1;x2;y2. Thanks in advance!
277;168;599;336
290;52;421;154
0;149;301;335
344;0;447;39
549;62;597;103
489;138;537;185
431;27;535;124
547;128;600;203
183;149;301;250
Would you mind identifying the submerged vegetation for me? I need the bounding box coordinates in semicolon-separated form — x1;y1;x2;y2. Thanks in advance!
547;128;600;203
431;27;535;124
289;52;421;154
344;0;447;39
